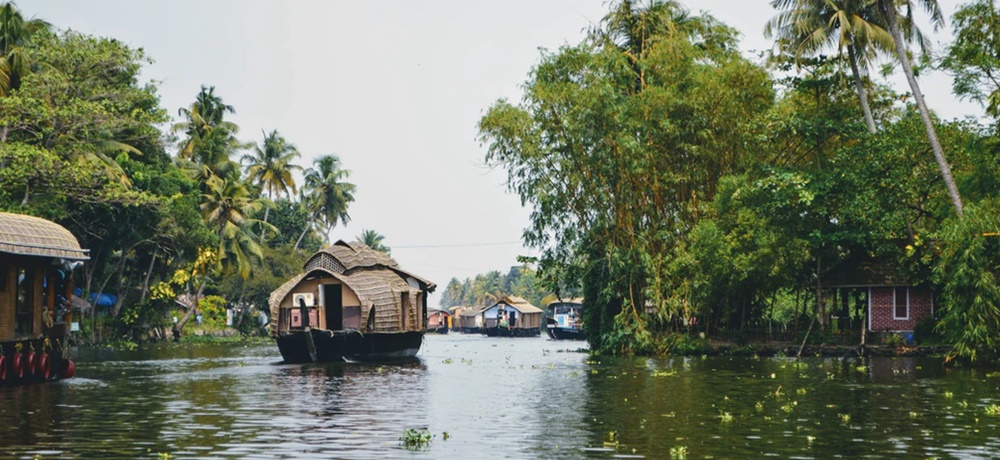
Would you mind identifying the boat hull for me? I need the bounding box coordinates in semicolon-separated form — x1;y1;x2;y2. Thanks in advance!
548;326;586;340
427;326;449;335
277;329;423;363
483;326;541;338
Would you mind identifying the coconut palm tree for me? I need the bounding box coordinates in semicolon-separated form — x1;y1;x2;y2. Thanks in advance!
766;0;894;133
357;229;390;255
200;175;274;279
295;154;356;249
242;129;301;239
172;86;243;183
876;0;963;216
0;2;50;97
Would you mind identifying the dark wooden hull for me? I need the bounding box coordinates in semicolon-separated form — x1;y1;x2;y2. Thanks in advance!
0;338;75;387
428;326;449;334
548;326;586;340
483;326;541;337
458;327;482;334
277;329;423;363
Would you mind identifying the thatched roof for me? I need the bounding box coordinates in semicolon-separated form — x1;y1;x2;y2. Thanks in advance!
458;305;487;317
547;297;584;307
495;295;543;314
0;212;89;260
304;240;435;290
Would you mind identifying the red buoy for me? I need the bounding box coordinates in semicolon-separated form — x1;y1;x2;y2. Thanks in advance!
12;353;23;379
24;351;36;377
36;353;51;380
62;359;75;379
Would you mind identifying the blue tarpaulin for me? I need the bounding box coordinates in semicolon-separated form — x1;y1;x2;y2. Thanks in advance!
73;288;116;307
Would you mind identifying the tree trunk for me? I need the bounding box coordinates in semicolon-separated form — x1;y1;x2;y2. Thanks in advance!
848;46;878;133
883;1;964;217
294;219;313;250
259;206;271;241
175;280;208;332
139;250;158;304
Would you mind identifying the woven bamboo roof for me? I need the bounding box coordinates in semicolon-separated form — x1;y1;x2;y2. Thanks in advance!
305;240;435;290
547;297;584;306
0;212;89;260
496;295;543;314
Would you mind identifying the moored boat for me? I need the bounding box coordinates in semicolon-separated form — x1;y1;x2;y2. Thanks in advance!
269;241;435;363
482;296;542;337
427;309;450;334
546;298;585;340
0;212;88;386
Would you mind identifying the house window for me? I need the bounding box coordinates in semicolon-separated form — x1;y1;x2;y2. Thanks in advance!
894;287;909;320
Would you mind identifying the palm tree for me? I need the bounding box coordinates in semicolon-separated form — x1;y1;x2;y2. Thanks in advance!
766;0;894;133
242;129;301;239
357;229;390;255
172;85;242;183
295;154;356;249
200;175;274;279
877;0;963;216
0;2;50;97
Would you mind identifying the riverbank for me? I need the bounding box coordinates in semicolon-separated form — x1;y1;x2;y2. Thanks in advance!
692;340;952;358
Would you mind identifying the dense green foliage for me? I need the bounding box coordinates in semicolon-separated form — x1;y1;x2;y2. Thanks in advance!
438;264;564;311
481;0;1000;361
0;3;356;343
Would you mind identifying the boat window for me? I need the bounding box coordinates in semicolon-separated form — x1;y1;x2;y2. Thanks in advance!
15;267;33;336
894;287;908;320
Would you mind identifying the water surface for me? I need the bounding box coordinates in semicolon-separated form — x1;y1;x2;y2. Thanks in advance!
1;335;998;458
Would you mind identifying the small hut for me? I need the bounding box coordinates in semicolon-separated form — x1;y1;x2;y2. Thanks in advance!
0;212;88;385
268;240;435;362
483;296;543;337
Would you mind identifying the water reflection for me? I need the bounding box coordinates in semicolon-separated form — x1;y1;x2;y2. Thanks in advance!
0;339;998;458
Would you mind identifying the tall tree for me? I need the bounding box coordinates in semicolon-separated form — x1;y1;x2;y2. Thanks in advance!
297;154;355;249
172;85;242;183
0;2;50;98
877;0;963;216
766;0;894;133
941;0;1000;120
356;229;390;254
200;175;272;279
242;129;301;239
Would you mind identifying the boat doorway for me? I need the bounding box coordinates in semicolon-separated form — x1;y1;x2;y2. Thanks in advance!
324;284;343;330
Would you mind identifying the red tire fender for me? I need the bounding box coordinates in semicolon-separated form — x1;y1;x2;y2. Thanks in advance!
36;353;51;380
62;359;75;379
25;351;36;376
12;353;23;379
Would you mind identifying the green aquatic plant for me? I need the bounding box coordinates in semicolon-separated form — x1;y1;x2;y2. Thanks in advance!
719;411;734;423
755;401;764;413
839;413;851;423
943;391;954;399
603;430;620;448
669;445;688;459
401;428;433;449
985;404;1000;416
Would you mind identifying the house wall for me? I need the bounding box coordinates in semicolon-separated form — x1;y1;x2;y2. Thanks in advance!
278;278;362;331
869;286;933;331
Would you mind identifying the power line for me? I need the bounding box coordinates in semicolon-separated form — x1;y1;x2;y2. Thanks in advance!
393;241;523;249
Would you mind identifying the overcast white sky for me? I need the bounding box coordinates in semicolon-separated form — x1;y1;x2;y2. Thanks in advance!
24;1;983;307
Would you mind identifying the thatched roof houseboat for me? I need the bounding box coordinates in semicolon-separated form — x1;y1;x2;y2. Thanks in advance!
0;212;88;385
269;241;435;362
483;296;543;337
457;305;486;334
427;309;451;334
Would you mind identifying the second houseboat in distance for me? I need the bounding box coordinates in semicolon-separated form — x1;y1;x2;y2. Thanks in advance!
0;212;88;386
483;296;542;337
268;241;435;363
546;298;585;340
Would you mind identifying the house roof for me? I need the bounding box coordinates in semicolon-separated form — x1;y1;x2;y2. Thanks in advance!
0;212;89;260
547;297;584;307
494;295;543;315
305;240;435;291
459;305;487;317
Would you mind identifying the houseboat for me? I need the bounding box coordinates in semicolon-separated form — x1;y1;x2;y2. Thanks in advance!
458;306;486;334
427;309;450;334
269;241;435;363
483;296;542;337
546;298;585;340
0;212;88;386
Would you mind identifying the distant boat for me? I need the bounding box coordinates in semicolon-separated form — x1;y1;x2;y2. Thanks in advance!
482;296;542;337
457;305;487;334
0;212;88;386
546;298;585;340
427;309;450;334
269;241;435;363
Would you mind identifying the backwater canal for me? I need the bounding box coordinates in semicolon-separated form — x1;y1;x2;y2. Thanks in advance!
1;334;999;459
